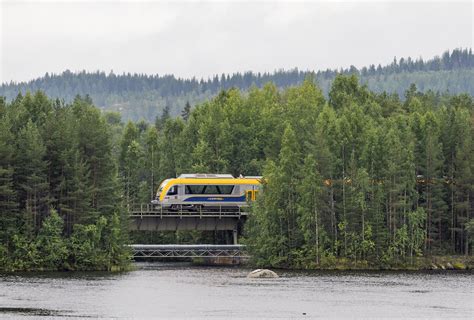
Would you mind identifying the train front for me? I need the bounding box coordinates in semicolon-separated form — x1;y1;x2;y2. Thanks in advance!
150;179;170;205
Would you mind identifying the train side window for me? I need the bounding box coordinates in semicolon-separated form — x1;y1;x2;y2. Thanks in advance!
186;185;205;194
217;185;234;194
184;185;234;195
203;185;220;194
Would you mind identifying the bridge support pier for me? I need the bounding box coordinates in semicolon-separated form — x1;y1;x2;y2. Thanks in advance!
233;227;238;245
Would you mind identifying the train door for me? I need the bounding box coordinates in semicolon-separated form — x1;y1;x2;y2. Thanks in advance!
245;186;258;201
246;189;253;201
253;189;259;200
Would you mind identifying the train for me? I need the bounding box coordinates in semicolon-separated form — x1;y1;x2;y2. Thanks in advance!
151;174;262;210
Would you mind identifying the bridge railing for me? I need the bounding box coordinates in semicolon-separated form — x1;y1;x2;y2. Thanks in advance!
128;203;249;218
130;244;249;258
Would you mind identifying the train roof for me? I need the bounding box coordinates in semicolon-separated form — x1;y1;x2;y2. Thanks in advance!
178;173;235;179
175;174;262;181
167;177;262;185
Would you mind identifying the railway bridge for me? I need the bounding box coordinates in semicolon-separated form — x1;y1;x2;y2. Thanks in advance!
129;204;247;245
130;244;248;260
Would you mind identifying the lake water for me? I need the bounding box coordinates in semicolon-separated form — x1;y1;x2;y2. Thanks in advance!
0;262;472;319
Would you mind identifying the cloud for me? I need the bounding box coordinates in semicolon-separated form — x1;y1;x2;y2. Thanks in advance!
1;1;472;83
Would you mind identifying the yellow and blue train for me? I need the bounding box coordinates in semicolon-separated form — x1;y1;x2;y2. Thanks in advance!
151;174;262;210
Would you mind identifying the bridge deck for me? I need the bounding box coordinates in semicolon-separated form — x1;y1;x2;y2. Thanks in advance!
130;244;248;258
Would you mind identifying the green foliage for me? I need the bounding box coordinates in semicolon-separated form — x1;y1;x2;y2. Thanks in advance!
35;210;68;270
101;73;471;268
0;94;130;271
0;116;18;245
69;217;108;270
1;67;473;271
1;49;473;122
465;219;474;253
10;234;40;271
240;75;472;268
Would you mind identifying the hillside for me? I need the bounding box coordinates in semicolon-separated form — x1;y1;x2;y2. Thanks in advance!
1;48;473;122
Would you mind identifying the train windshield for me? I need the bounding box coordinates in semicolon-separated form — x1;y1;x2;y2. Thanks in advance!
157;179;170;194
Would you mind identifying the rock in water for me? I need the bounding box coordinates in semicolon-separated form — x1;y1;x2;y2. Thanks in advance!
247;269;279;278
446;262;454;270
453;262;466;270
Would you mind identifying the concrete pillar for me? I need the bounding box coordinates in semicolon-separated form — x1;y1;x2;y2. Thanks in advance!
233;228;238;244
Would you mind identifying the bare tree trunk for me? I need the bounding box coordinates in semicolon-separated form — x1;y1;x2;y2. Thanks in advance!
342;146;346;256
151;147;154;200
313;189;319;265
465;193;471;256
330;182;337;254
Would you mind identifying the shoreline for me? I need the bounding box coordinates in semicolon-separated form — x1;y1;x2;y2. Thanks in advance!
191;255;474;271
1;255;473;273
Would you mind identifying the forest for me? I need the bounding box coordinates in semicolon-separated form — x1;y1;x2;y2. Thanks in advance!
122;76;474;268
1;49;473;122
0;73;473;270
0;95;130;271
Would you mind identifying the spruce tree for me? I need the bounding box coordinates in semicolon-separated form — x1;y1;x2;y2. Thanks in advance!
181;101;192;121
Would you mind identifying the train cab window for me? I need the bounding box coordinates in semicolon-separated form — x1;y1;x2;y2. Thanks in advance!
167;186;178;195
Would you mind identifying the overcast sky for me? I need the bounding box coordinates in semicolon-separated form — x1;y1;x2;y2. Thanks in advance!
0;0;472;83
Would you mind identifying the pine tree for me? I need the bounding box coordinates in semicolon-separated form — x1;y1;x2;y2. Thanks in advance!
143;127;160;200
245;159;288;267
15;120;50;233
278;124;303;260
119;121;139;169
191;97;232;173
73;101;118;220
453;114;474;254
159;118;186;178
0;117;18;245
155;105;170;130
60;149;94;233
418;112;447;253
296;154;325;266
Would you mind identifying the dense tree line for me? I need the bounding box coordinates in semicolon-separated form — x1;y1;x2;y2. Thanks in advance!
0;93;130;271
1;73;473;270
1;49;473;122
117;75;473;268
